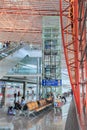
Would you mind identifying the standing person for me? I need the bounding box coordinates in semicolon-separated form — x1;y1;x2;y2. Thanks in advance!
61;95;67;103
32;90;34;100
71;89;73;98
18;91;20;103
27;91;29;100
14;90;17;103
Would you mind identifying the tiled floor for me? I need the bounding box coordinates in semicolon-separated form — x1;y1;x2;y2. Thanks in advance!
0;96;72;130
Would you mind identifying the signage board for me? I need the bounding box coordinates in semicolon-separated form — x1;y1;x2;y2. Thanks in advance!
42;79;62;86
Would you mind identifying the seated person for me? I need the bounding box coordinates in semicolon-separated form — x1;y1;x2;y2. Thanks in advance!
14;101;21;110
21;97;28;110
21;97;26;106
7;106;16;115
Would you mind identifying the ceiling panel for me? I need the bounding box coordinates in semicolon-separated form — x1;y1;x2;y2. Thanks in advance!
0;0;60;42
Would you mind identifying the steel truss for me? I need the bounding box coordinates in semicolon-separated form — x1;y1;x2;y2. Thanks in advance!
60;0;87;119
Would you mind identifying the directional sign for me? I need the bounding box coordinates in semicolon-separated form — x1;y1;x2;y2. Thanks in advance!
42;79;62;86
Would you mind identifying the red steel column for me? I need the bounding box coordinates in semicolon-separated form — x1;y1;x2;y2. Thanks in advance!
60;0;81;114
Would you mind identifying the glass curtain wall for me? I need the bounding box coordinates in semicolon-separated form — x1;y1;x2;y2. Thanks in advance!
42;16;62;97
0;82;23;106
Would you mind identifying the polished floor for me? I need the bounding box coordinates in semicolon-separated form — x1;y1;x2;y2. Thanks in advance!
65;98;80;130
0;97;71;130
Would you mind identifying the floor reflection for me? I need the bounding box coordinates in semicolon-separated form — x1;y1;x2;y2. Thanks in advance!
0;96;72;130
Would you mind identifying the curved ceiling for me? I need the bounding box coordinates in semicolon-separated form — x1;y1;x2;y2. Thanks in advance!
0;0;60;43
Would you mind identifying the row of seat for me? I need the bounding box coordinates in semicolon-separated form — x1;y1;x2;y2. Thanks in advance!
26;97;53;116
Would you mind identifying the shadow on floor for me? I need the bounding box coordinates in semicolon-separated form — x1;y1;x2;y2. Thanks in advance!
65;98;80;130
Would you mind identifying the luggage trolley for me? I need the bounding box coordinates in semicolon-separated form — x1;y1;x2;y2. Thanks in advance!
54;99;62;114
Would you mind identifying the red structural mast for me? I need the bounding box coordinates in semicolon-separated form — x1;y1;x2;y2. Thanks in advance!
60;1;87;129
60;0;86;115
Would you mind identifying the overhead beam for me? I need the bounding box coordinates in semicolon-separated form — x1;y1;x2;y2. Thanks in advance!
0;79;37;84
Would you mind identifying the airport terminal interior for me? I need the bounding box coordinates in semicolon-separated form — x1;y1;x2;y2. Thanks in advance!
0;0;87;130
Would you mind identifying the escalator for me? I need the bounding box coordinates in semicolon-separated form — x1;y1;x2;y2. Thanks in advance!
0;44;39;79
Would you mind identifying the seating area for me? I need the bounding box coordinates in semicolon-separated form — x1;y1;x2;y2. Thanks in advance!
16;97;53;118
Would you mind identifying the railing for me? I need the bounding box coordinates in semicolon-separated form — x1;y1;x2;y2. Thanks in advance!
0;43;24;60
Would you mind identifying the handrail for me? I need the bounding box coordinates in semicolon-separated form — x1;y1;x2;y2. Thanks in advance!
0;44;24;60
